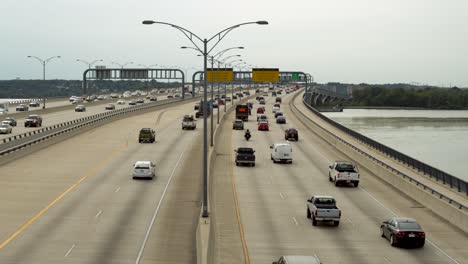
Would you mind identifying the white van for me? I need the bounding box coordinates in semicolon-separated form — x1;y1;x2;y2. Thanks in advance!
132;161;156;180
270;142;292;164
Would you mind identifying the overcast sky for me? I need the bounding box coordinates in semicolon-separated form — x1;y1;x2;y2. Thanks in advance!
1;0;467;86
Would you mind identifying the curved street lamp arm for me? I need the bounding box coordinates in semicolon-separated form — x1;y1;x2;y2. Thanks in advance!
144;21;204;53
207;21;262;54
27;56;45;64
220;54;241;64
212;47;243;60
44;56;61;64
90;59;103;66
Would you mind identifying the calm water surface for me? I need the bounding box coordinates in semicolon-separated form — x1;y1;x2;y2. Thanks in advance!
324;109;468;181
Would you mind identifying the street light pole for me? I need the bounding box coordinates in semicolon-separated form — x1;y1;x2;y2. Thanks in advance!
27;55;61;109
210;56;214;146
143;19;268;218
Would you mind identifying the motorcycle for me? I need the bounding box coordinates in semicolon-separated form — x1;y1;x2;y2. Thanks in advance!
244;131;251;141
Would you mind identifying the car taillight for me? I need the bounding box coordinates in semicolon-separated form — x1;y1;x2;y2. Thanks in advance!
418;232;425;237
314;210;317;216
395;231;405;237
337;173;341;178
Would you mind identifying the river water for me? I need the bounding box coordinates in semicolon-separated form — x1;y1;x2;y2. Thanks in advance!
323;109;468;181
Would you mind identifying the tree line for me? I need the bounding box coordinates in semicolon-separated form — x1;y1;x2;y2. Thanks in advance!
344;86;468;109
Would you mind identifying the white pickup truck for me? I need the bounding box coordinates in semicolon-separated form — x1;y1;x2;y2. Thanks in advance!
182;115;196;130
306;195;341;226
328;161;360;187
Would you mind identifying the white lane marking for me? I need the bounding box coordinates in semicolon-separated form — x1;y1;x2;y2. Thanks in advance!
279;193;285;199
359;186;460;264
359;186;398;217
345;216;352;224
383;256;391;263
64;244;76;257
135;150;185;264
292;217;299;226
426;240;460;264
95;210;102;218
115;187;121;193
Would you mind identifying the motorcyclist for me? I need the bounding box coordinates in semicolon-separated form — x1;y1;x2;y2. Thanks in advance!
244;129;251;140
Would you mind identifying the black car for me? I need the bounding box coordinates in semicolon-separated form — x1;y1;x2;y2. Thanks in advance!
3;117;17;126
274;111;283;118
16;104;29;111
381;217;425;248
276;116;286;124
232;95;238;100
149;97;158;101
285;128;298;141
234;147;255;166
232;119;244;130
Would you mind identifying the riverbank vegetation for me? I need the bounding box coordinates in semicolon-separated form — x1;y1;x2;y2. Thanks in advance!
345;86;468;110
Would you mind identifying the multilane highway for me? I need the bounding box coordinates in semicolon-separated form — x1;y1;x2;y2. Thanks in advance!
0;94;172;141
0;87;255;263
0;87;465;264
210;90;467;264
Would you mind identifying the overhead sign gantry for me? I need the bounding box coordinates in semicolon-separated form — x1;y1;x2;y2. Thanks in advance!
252;68;279;82
83;68;185;97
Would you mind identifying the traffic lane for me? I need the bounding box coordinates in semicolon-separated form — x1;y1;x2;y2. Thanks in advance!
137;127;203;264
0;95;171;141
8;93;173;114
231;94;453;264
288;92;468;262
0;101;197;263
0;101;130;140
9;100;70;114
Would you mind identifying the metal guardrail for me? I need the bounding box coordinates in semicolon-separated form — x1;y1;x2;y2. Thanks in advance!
299;95;467;211
0;96;201;157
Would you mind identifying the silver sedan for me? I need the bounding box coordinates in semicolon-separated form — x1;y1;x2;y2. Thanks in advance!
0;124;13;134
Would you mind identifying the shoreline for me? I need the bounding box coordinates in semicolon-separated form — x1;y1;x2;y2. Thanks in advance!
343;106;468;110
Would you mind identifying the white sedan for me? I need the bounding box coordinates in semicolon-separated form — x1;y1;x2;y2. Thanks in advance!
132;161;156;180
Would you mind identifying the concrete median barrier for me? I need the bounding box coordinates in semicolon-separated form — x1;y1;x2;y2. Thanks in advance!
195;90;258;264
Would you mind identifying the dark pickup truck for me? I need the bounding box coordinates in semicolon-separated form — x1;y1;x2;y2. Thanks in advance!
234;147;255;167
195;100;212;118
138;128;155;143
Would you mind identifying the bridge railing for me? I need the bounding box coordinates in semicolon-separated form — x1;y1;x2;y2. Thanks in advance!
302;93;468;197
